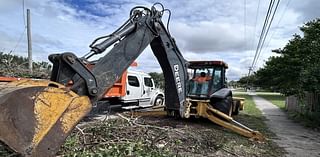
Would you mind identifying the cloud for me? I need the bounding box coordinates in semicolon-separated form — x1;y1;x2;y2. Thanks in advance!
0;0;317;80
290;0;320;22
172;21;250;53
226;67;243;81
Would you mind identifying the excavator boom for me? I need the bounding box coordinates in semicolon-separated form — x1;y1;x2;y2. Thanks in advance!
49;5;188;115
0;3;263;156
0;4;188;156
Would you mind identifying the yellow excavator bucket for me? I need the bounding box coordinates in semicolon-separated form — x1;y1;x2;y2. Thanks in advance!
0;80;91;156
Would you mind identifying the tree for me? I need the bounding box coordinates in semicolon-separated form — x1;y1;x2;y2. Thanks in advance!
237;74;257;88
148;72;164;90
0;52;51;78
253;19;320;96
228;80;239;89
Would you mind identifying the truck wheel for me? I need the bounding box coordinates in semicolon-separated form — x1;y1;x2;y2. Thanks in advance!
212;96;232;116
154;95;164;106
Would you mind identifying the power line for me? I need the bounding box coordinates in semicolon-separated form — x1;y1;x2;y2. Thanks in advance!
10;0;27;54
260;0;291;59
246;0;282;89
11;27;27;53
244;0;247;51
251;0;261;50
253;0;281;68
22;0;26;27
249;0;275;74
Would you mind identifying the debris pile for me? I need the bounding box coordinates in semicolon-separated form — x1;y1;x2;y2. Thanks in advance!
0;113;285;156
58;114;223;156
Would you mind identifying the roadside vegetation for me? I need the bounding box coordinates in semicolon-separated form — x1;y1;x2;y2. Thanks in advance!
257;93;286;110
148;72;164;90
0;52;51;78
237;19;320;128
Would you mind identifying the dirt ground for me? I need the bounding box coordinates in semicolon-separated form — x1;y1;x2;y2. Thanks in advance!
0;104;285;157
55;111;284;157
252;95;320;157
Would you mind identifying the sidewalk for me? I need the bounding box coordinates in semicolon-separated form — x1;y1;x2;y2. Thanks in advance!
252;95;320;157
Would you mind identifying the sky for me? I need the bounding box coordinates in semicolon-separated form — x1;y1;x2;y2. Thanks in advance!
0;0;319;80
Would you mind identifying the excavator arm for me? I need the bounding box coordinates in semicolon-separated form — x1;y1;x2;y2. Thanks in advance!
49;5;188;117
0;3;263;156
0;4;188;156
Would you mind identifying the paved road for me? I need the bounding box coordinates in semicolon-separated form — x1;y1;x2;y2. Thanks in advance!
252;95;320;157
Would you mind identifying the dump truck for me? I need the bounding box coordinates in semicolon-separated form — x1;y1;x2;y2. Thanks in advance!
0;3;263;156
95;69;164;110
87;62;164;110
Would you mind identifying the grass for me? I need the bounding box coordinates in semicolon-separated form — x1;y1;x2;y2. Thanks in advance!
232;88;246;92
257;92;286;110
235;93;263;116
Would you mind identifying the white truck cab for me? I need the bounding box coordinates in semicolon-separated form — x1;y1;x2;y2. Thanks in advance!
121;70;164;109
96;69;164;110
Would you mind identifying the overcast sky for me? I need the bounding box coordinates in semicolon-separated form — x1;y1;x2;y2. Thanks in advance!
0;0;319;80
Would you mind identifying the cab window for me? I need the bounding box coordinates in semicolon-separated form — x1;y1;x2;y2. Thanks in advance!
144;77;153;87
213;68;222;90
128;76;140;87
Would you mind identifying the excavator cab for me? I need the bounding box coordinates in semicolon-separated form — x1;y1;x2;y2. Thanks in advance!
188;61;228;99
183;61;264;141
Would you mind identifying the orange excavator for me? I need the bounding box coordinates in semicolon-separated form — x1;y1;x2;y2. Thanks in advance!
0;3;263;156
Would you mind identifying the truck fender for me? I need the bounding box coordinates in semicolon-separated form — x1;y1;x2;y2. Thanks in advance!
210;88;232;101
151;90;165;106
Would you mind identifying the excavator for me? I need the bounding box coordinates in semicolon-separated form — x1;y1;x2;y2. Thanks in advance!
0;3;263;156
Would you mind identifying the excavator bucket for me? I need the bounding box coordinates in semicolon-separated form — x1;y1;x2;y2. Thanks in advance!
0;80;91;156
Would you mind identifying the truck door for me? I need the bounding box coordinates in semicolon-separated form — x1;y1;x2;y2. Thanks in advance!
140;76;154;107
124;75;142;104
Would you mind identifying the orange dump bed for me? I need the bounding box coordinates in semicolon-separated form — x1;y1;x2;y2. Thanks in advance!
103;62;137;98
104;71;127;97
0;76;27;82
87;61;138;98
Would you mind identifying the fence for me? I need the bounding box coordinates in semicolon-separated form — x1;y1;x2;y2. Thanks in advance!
285;93;320;114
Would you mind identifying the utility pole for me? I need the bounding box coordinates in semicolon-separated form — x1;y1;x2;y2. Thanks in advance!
245;67;252;91
27;9;33;73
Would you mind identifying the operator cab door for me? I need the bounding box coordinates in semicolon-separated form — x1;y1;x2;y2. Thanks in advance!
140;77;155;107
125;75;142;104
